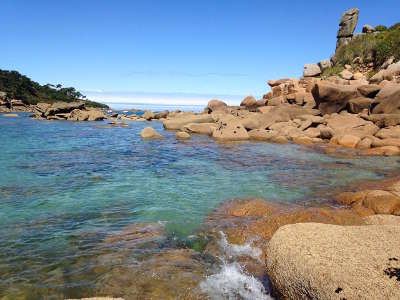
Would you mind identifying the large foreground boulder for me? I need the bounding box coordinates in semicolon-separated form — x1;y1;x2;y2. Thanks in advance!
266;223;400;299
312;82;359;114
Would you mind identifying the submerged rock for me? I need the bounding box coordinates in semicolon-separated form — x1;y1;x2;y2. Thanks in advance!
176;131;191;140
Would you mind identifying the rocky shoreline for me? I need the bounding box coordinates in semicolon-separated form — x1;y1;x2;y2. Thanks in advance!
2;7;400;299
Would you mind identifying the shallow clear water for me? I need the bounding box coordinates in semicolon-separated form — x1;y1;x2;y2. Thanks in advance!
1;113;400;298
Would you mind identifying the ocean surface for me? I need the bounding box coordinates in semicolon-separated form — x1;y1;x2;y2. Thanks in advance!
1;110;400;299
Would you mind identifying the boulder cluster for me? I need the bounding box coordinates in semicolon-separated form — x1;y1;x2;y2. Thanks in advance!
139;63;400;156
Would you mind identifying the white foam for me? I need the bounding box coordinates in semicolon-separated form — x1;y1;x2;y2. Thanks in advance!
218;231;263;263
199;262;273;300
199;231;272;299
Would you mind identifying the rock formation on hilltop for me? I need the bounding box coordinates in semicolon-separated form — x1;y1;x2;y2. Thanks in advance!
336;8;359;50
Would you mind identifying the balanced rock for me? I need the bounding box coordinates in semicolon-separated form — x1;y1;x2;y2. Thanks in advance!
336;8;359;50
266;223;400;300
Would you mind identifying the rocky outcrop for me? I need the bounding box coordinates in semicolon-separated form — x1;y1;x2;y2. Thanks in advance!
0;91;31;112
32;101;106;121
336;8;359;50
140;127;163;139
266;223;400;300
44;102;85;117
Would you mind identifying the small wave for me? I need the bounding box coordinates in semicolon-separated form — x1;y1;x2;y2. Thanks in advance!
200;262;273;300
218;231;263;263
199;231;272;299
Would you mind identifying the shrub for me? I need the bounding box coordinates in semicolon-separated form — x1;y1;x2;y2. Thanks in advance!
321;65;344;78
334;34;378;65
333;22;400;68
375;24;400;66
375;25;388;32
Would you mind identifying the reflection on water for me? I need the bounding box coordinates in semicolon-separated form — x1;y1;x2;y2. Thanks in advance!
1;113;399;298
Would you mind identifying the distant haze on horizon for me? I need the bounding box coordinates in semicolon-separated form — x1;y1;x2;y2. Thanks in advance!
83;90;246;107
2;0;400;106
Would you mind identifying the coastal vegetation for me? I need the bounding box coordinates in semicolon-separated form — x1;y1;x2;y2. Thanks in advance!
334;22;400;67
0;69;108;108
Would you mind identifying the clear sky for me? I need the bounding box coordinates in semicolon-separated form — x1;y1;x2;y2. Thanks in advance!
1;0;399;105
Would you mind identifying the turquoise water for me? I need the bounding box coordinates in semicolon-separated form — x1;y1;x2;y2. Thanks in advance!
1;113;400;298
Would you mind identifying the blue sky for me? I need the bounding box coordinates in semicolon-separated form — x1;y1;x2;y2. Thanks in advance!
1;0;399;105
